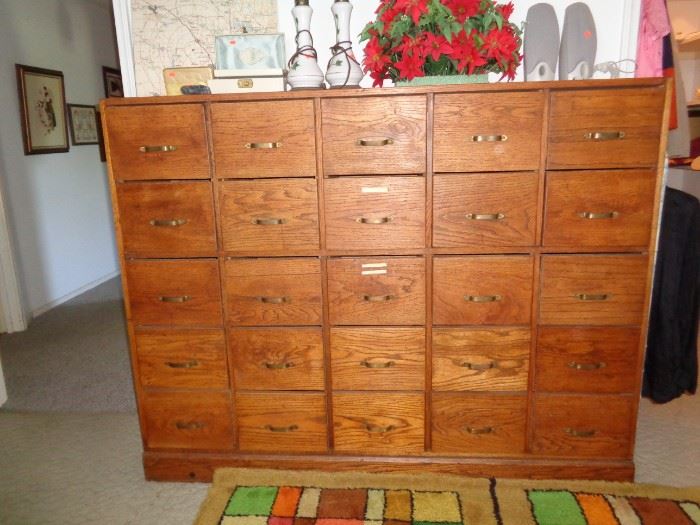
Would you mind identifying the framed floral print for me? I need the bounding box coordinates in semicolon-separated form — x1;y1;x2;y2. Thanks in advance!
67;104;99;145
15;64;69;155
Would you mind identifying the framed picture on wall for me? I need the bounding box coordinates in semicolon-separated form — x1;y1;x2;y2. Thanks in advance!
102;66;123;97
15;64;69;155
67;104;99;145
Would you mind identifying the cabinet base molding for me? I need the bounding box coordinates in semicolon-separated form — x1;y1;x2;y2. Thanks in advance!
142;451;634;483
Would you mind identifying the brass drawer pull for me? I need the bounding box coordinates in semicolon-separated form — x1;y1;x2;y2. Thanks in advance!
459;361;496;371
464;425;494;435
245;142;282;149
363;294;394;302
139;145;177;153
465;213;505;221
357;217;392;225
264;424;299;433
150;218;188;227
578;211;619;220
584;131;626;141
365;423;396;433
565;427;596;438
356;138;394;147
253;218;286;225
165;360;199;369
159;295;191;303
472;134;508;143
264;361;295;370
258;296;290;304
568;361;606;371
175;420;205;430
464;295;502;303
361;359;396;369
575;293;611;301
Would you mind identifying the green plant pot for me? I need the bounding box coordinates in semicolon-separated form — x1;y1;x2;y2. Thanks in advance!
395;74;488;86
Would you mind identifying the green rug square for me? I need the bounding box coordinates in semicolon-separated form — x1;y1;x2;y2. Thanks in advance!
224;486;279;516
527;490;586;525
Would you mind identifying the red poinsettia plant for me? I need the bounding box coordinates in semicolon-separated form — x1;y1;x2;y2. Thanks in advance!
361;0;522;86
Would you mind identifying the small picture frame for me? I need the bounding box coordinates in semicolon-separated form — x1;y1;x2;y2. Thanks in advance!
15;64;69;155
67;104;99;145
102;66;123;98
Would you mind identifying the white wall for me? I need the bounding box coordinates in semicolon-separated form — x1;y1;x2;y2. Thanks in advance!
0;0;120;317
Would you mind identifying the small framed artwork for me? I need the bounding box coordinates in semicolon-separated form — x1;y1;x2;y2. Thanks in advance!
102;66;123;97
15;64;69;155
67;104;99;145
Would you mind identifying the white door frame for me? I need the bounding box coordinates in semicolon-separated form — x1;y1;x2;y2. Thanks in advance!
0;171;26;334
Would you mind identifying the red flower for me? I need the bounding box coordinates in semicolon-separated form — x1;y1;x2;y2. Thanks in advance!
395;34;423;58
449;29;487;74
363;36;392;73
497;1;515;21
483;26;519;66
445;0;481;23
395;51;425;80
422;33;453;62
395;0;429;25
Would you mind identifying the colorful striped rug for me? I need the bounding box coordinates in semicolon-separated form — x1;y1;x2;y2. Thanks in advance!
195;468;700;525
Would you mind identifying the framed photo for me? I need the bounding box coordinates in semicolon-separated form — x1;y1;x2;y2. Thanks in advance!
102;66;123;98
67;104;99;145
15;64;69;155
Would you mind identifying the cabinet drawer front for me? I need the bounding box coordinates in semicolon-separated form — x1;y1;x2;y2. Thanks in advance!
106;105;209;181
333;393;424;455
211;100;316;178
543;170;656;247
236;393;327;453
432;328;530;392
331;328;425;391
220;179;319;253
322;96;426;175
328;257;425;325
433;256;533;325
117;181;217;257
141;390;233;450
325;177;425;250
432;393;526;454
536;327;640;394
434;92;544;172
539;255;648;325
547;87;665;169
135;329;228;389
433;173;538;247
232;328;324;391
533;395;634;458
125;259;223;327
225;258;322;326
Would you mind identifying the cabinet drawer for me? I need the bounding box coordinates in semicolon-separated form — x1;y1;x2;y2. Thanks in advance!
539;255;648;325
325;177;425;250
331;328;425;391
328;257;425;325
236;392;327;453
116;181;217;257
433;256;533;325
322;96;426;175
211;100;316;178
220;179;319;253
533;395;634;458
225;258;322;326
536;327;640;394
432;393;526;454
135;329;228;389
231;328;324;391
434;92;544;172
543;170;656;247
433;173;538;247
547;87;665;169
141;390;233;450
432;328;530;392
125;259;223;327
105;104;209;181
333;393;424;455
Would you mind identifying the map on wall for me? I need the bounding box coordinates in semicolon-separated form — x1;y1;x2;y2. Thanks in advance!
131;0;278;96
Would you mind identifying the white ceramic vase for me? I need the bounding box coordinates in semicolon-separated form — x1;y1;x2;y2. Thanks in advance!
287;0;325;90
325;0;363;88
